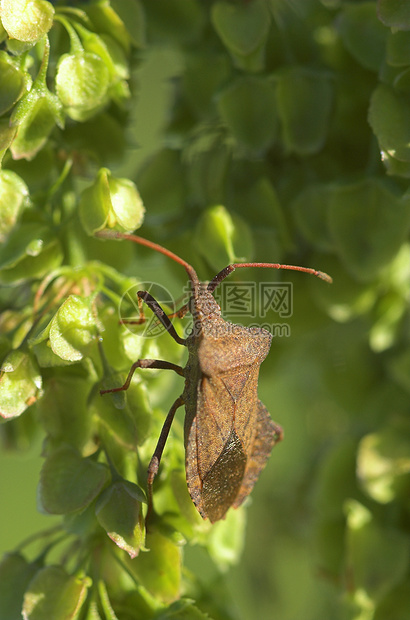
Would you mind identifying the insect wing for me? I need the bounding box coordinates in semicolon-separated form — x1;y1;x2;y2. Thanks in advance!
185;318;275;522
185;366;262;523
233;400;283;510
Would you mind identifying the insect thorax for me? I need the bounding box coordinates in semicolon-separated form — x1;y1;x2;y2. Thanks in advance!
188;284;222;331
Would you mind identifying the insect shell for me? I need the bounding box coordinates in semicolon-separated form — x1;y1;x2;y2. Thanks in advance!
183;282;283;523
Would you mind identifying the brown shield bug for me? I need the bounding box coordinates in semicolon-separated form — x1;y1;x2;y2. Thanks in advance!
97;230;332;523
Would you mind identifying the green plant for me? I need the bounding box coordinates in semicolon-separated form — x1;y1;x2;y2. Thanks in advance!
2;1;410;619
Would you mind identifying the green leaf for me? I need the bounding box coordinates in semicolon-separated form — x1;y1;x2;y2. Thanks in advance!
357;426;410;503
393;66;410;94
344;500;410;601
6;39;35;55
378;150;410;177
74;25;129;82
327;179;410;281
36;376;93;450
127;529;182;604
388;348;410;395
79;167;111;233
63;502;101;540
233;176;292;257
0;169;29;242
154;599;213;620
1;0;54;43
193;205;254;271
0;553;39;620
217;77;278;153
0;223;63;284
313;438;358;576
136;149;185;217
48;295;96;362
206;506;245;571
121;381;154;447
183;129;231;206
30;323;75;368
338;3;387;72
93;393;140;451
11;93;63;160
319;322;381;412
0;52;28;115
0;120;16;163
383;242;410;298
109;0;146;49
374;578;410;620
309;253;378;323
315;518;346;582
369;84;410;163
183;52;230;119
142;0;204;47
95;480;146;558
212;0;270;68
0;350;42;419
22;565;90;620
85;0;136;53
275;67;333;155
369;291;406;352
117;588;158;620
0;17;7;44
292;184;333;252
386;30;410;67
38;445;109;514
64;113;125;166
313;439;360;519
168;469;204;536
377;0;410;30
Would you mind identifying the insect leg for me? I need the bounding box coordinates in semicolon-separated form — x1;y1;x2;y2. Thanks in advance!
147;394;185;522
119;294;145;325
138;290;187;345
166;302;189;320
100;359;184;395
120;297;189;325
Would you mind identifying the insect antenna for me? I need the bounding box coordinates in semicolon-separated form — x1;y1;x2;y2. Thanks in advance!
95;230;200;291
208;262;332;293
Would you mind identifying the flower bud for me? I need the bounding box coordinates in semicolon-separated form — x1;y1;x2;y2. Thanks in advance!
1;0;54;44
80;167;145;235
55;52;110;121
194;204;253;271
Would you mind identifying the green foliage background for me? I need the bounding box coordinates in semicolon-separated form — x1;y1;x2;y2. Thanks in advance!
1;0;410;619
